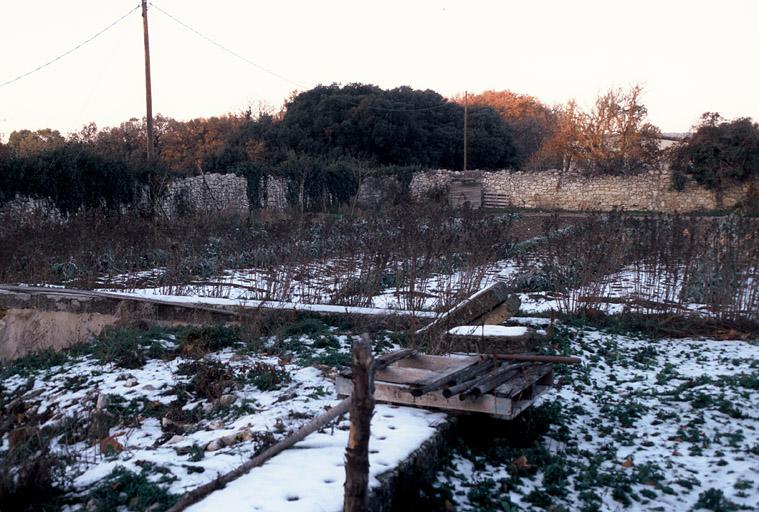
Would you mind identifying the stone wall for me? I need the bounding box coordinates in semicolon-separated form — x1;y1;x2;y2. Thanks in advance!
264;176;288;210
158;173;249;218
410;169;755;213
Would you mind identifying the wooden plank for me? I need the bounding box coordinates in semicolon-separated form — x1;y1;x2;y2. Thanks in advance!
393;353;477;372
416;282;518;340
374;367;437;385
336;375;513;417
340;348;416;378
375;349;416;370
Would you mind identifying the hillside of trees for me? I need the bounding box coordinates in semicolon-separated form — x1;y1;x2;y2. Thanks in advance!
1;83;757;213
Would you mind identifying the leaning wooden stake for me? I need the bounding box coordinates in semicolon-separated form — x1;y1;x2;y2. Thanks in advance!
165;398;351;512
344;334;375;512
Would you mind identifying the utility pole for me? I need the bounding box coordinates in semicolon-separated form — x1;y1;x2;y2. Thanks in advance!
463;90;468;172
141;0;154;161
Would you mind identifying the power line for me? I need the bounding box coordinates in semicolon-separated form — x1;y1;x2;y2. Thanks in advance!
0;5;140;89
149;2;306;89
147;4;452;114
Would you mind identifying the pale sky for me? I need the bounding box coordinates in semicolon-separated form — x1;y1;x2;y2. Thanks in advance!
1;0;758;139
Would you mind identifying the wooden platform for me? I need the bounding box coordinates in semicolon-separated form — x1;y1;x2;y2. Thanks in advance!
337;353;553;420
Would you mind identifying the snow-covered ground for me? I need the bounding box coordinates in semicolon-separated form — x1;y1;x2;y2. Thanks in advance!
97;258;755;323
96;257;521;312
187;405;445;512
0;326;445;511
435;327;759;511
3;318;755;511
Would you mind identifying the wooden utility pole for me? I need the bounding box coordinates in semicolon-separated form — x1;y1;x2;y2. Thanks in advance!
141;0;155;161
463;90;468;172
344;335;375;512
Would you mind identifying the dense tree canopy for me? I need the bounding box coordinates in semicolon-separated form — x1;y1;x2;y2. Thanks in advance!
671;113;759;198
269;83;518;169
459;90;557;168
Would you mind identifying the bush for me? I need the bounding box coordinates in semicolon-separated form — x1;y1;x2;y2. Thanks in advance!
671;113;759;200
0;143;153;214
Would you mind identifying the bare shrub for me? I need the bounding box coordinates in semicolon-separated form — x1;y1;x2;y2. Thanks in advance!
514;213;758;323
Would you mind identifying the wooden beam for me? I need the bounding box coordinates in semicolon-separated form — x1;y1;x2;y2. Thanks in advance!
415;282;518;340
458;363;529;400
492;354;581;365
495;365;552;398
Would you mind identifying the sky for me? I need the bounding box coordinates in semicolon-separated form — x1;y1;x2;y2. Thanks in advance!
1;0;758;139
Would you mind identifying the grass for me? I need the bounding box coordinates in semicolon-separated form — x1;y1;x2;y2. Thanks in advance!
246;362;291;391
86;466;178;512
433;325;758;511
0;348;69;379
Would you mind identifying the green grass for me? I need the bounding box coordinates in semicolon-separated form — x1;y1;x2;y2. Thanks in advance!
86;466;177;512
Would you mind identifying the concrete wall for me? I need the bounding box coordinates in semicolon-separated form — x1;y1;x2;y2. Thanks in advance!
410;169;755;213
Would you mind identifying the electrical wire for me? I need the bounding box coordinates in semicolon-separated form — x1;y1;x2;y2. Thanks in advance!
149;2;306;89
148;3;452;113
0;5;141;89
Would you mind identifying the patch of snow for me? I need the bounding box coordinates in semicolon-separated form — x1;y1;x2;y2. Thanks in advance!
186;405;446;512
448;325;528;337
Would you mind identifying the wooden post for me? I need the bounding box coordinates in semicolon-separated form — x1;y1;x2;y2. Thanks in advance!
463;90;468;172
141;0;154;161
344;334;375;512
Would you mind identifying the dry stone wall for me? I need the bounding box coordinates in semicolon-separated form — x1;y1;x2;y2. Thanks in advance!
158;173;249;218
264;176;288;210
410;169;754;213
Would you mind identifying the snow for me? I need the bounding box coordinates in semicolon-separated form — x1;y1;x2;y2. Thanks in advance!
448;325;529;337
186;405;446;512
436;327;759;511
97;289;439;318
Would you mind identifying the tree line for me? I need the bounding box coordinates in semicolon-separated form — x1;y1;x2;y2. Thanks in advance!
1;83;757;212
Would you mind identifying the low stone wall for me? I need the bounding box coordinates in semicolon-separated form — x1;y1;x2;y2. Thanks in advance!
410;169;754;213
158;173;249;218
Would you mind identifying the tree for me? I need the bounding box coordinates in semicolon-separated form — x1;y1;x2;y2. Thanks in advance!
7;128;65;157
671;113;759;204
273;83;519;170
458;90;557;169
157;115;245;174
538;86;662;175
